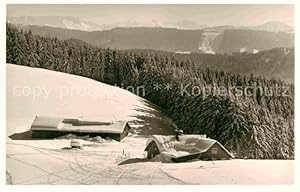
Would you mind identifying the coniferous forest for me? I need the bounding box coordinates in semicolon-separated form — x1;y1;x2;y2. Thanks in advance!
6;23;294;159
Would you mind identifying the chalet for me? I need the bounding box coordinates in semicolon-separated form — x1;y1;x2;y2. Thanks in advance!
144;135;234;162
30;116;131;141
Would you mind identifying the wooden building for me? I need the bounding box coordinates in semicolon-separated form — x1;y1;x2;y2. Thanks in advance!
30;116;131;141
144;135;234;162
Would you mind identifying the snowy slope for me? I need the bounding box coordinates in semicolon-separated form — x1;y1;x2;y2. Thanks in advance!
6;64;293;185
6;64;175;137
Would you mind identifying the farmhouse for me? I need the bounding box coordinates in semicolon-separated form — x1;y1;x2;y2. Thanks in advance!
30;116;131;141
144;135;234;162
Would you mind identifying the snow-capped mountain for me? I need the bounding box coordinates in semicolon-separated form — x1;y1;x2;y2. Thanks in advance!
7;16;102;31
7;16;209;31
247;21;294;33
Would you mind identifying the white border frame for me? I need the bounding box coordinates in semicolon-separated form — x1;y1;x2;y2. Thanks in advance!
0;1;297;192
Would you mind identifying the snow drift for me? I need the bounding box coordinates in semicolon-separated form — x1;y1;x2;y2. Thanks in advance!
6;64;175;137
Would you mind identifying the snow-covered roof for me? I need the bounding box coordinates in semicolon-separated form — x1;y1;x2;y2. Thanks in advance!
58;120;129;134
31;116;64;130
30;116;130;134
145;135;233;158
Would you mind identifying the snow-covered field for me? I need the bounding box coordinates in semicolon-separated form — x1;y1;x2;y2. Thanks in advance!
6;64;294;185
6;64;175;137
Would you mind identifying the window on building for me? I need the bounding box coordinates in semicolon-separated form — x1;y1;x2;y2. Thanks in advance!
212;147;218;154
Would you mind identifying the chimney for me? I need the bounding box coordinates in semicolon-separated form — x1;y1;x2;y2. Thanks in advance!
175;129;183;141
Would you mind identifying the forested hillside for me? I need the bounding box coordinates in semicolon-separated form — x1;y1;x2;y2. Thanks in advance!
212;29;294;53
129;48;294;83
6;23;294;159
21;25;203;52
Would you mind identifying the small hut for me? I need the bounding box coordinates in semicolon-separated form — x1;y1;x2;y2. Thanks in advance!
144;135;234;162
30;116;131;141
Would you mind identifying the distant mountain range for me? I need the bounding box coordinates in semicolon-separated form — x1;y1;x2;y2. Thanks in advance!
245;21;294;33
17;25;293;54
7;16;210;31
23;26;205;52
8;16;294;32
8;16;294;54
7;16;102;31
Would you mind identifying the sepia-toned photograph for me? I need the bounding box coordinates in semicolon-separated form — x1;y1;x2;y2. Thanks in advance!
4;3;294;186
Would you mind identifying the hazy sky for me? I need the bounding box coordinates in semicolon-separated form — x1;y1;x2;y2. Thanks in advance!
7;4;294;27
